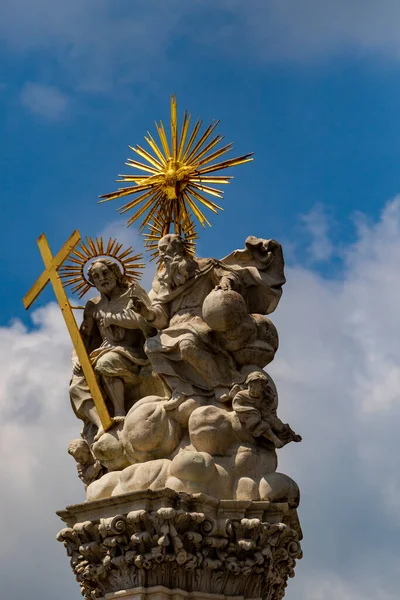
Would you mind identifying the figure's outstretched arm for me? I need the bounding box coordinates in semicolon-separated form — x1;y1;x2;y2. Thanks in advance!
100;308;141;329
129;297;169;330
99;309;157;337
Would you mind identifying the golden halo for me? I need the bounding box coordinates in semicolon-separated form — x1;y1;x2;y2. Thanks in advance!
99;95;253;257
59;237;145;298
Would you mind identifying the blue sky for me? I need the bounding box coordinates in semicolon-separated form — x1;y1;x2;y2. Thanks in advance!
3;1;400;323
3;3;400;600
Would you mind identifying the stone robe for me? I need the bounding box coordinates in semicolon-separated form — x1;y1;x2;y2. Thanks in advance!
70;283;152;420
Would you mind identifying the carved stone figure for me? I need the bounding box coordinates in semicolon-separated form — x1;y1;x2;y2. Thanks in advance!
231;371;302;448
67;438;104;487
69;257;159;443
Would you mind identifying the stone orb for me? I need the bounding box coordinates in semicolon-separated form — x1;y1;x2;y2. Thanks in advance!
202;289;247;332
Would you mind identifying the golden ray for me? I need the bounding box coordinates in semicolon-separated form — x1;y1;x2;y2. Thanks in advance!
100;95;253;256
59;237;145;298
171;95;178;160
189;133;224;165
155;121;171;158
184;120;220;164
177;111;191;161
145;131;167;165
191;182;224;198
129;145;164;170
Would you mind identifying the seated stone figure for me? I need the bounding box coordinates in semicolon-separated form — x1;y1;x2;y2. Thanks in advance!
67;438;104;488
130;233;285;405
232;371;302;448
69;257;157;443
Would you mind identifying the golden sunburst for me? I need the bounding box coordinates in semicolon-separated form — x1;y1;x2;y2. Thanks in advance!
99;95;253;257
59;237;145;298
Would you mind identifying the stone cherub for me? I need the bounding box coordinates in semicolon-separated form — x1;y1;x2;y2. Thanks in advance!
232;371;302;448
67;439;104;487
69;257;156;442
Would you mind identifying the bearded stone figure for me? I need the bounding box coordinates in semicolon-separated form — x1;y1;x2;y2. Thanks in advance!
131;233;284;402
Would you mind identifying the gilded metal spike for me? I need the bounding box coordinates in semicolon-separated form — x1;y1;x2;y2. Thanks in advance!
170;95;178;160
185;120;220;164
189;133;224;166
129;145;163;169
155;121;171;158
145;132;167;165
177;111;191;161
194;143;234;168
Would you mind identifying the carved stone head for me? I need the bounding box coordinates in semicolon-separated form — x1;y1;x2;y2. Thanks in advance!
87;258;129;295
245;371;270;398
158;234;186;263
68;438;91;464
157;234;193;289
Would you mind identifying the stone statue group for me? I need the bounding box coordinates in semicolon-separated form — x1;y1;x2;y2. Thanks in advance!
67;233;301;507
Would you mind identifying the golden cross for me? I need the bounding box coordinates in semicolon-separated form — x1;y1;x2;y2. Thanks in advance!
23;230;113;432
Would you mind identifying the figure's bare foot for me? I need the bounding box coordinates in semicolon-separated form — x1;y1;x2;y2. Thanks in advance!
218;393;231;403
293;434;302;443
94;427;104;442
113;416;125;424
215;386;233;403
164;394;185;411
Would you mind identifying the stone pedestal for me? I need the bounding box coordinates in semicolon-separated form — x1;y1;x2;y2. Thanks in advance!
57;489;302;600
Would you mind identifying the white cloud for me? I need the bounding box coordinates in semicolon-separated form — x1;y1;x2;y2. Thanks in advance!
214;0;400;62
4;198;400;598
300;203;334;262
4;1;400;96
1;0;188;92
20;82;68;121
0;304;82;597
298;576;396;600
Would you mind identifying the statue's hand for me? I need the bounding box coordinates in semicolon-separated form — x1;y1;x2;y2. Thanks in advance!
129;296;146;314
101;312;114;328
72;360;82;375
215;276;233;292
93;310;116;328
129;297;155;322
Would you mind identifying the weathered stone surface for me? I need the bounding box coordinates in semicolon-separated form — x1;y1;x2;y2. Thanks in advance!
57;490;302;600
